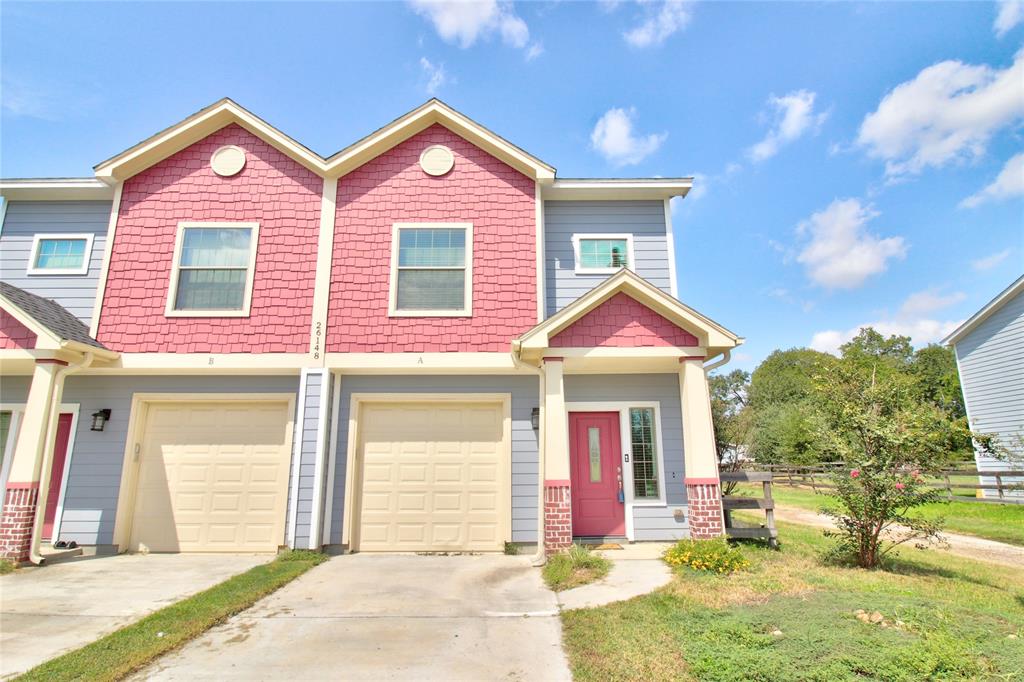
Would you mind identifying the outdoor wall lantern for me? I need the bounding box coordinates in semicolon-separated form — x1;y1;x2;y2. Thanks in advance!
531;407;540;431
90;409;112;432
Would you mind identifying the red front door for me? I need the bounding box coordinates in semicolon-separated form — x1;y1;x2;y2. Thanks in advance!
42;413;73;540
569;412;625;537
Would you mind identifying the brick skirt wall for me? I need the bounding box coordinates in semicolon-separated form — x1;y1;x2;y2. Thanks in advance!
0;485;39;563
685;481;724;539
543;481;572;555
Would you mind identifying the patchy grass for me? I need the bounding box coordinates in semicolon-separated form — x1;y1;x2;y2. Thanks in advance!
561;522;1024;681
736;483;1024;547
543;544;611;592
0;559;16;575
16;550;328;682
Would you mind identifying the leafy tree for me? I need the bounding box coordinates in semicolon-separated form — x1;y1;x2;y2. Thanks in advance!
748;348;834;407
839;328;914;369
812;360;978;568
909;344;965;417
709;369;750;460
750;402;833;465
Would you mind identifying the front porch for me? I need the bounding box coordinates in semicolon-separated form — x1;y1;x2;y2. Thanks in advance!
513;269;742;554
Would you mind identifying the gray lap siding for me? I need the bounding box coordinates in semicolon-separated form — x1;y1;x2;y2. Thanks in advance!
327;375;541;546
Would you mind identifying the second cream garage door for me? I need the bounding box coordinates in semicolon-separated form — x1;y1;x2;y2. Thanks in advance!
129;400;292;553
356;401;508;552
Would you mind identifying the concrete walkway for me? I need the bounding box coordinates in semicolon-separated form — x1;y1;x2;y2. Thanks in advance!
772;505;1024;568
0;553;269;678
131;554;571;681
557;543;673;610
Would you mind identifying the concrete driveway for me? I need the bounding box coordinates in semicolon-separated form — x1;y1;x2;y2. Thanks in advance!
0;553;269;678
135;554;571;681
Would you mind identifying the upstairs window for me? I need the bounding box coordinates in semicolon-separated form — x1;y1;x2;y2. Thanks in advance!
27;234;94;275
389;223;473;316
166;222;258;317
571;234;634;275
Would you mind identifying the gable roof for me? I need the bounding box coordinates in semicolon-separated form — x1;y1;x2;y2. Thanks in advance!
0;282;116;358
91;97;555;183
514;269;741;359
943;275;1024;346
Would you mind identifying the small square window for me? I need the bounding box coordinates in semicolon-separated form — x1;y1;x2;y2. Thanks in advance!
27;234;94;275
572;234;634;274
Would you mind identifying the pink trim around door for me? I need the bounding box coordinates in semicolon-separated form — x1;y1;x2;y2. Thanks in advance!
569;411;626;537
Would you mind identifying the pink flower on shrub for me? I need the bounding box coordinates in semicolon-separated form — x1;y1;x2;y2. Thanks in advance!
895;482;906;491
850;469;860;479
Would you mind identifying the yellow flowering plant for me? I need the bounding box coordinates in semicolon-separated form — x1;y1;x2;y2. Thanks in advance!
662;538;750;574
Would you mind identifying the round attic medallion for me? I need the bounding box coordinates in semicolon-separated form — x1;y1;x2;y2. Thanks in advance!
419;145;455;176
210;145;247;177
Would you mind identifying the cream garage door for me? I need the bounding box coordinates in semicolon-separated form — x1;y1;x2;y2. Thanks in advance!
129;401;292;553
357;401;507;552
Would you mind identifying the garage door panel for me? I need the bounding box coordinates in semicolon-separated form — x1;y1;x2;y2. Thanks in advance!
129;401;291;554
356;401;507;552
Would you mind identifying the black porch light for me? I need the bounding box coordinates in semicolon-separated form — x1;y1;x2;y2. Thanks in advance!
531;407;540;431
90;409;111;432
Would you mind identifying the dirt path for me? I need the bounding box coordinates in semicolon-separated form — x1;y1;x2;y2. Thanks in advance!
770;504;1024;568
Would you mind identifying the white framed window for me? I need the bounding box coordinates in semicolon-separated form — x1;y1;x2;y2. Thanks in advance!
388;222;473;317
571;233;635;275
165;221;259;317
27;233;95;276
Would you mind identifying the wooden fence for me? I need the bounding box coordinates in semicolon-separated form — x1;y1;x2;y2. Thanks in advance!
748;462;1024;504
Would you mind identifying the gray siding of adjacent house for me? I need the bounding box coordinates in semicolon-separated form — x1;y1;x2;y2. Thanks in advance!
954;288;1024;497
0;375;300;547
544;200;672;316
328;375;541;545
564;374;689;541
291;371;332;549
0;201;112;325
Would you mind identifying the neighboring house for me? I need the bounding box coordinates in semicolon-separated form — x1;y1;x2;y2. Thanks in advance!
0;99;742;563
944;275;1024;500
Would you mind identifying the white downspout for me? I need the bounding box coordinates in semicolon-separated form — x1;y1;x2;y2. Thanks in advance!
510;348;547;567
28;352;94;565
703;349;731;373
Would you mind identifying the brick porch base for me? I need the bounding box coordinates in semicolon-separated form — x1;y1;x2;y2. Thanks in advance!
0;484;39;563
686;479;724;539
543;480;572;555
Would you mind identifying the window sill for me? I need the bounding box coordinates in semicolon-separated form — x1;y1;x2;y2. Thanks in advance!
574;266;627;276
26;268;90;276
388;310;472;318
629;499;667;507
164;310;251;318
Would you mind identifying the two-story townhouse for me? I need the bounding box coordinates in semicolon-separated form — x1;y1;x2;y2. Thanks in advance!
0;99;742;564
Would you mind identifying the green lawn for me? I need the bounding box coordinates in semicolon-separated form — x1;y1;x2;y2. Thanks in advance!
17;550;327;682
735;484;1024;547
561;522;1024;681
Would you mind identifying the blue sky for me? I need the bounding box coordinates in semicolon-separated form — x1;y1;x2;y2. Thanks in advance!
2;1;1022;371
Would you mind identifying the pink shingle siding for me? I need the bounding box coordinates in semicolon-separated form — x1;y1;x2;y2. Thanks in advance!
327;124;537;353
0;310;37;349
96;125;321;353
550;292;699;348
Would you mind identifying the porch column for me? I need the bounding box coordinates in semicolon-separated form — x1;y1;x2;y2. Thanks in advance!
679;357;724;539
0;360;64;562
542;357;572;554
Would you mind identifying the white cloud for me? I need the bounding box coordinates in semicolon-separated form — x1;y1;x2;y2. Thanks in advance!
591;107;667;166
419;57;450;95
959;152;1024;208
995;0;1024;37
857;49;1024;178
795;198;907;289
748;90;828;162
810;288;965;355
623;0;692;48
971;248;1012;271
525;42;544;61
409;0;532;51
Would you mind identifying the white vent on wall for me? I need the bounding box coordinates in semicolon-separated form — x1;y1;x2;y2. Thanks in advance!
419;145;455;176
210;145;247;177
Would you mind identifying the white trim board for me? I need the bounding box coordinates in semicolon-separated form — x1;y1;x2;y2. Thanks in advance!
565;401;667;543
